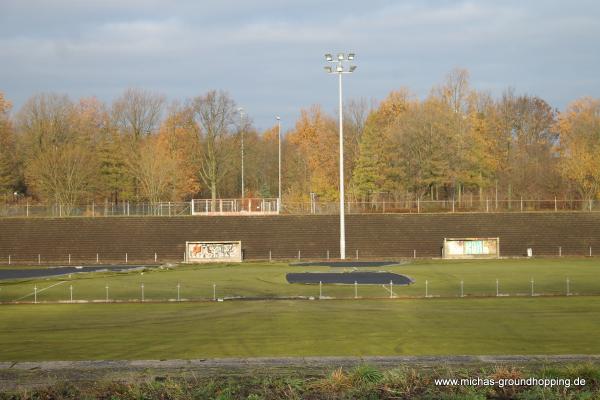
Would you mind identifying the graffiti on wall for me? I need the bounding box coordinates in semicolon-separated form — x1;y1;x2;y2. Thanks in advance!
186;241;242;262
443;237;499;259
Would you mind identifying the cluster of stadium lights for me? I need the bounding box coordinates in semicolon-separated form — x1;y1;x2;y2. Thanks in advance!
323;52;357;74
324;52;356;259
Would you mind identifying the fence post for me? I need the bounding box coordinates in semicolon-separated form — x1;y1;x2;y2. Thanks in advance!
125;253;128;264
452;199;455;213
486;198;489;212
327;250;329;260
354;281;358;299
96;253;99;264
298;250;301;260
34;285;37;304
530;278;534;296
566;277;570;296
26;201;29;217
390;280;393;298
213;283;216;301
496;279;499;297
8;255;11;265
589;246;592;257
460;280;464;298
319;281;322;299
559;246;562;257
177;282;180;302
520;197;523;212
413;249;416;259
70;285;73;303
154;252;157;262
68;254;71;264
417;198;420;213
425;280;428;298
269;250;272;262
356;249;359;260
554;197;557;212
38;254;41;265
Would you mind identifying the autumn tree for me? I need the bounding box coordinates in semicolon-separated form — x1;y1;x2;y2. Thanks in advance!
24;143;98;214
97;131;135;202
128;136;180;203
350;90;411;200
286;105;338;201
343;98;371;182
112;88;165;138
558;97;600;201
192;90;237;203
17;93;75;155
157;103;202;199
494;92;559;199
0;92;18;195
255;125;280;198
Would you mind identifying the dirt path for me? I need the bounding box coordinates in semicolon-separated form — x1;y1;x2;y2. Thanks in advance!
2;355;599;391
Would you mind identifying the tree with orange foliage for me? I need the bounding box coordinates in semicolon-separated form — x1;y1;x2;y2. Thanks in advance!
157;104;202;199
558;97;600;201
286;105;338;201
0;92;18;195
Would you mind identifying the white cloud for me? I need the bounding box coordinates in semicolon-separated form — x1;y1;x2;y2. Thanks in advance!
0;0;599;129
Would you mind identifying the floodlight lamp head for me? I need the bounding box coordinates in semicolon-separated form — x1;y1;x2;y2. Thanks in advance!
348;53;355;60
337;53;345;60
336;65;343;72
349;65;357;72
325;53;333;61
276;116;280;121
324;66;333;73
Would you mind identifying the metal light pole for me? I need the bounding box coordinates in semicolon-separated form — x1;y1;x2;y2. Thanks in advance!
324;52;356;259
238;108;245;200
276;116;282;213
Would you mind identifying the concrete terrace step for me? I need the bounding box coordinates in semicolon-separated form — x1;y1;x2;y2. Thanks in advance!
0;213;599;263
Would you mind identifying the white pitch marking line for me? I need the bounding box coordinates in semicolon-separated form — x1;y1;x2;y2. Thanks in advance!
14;281;68;302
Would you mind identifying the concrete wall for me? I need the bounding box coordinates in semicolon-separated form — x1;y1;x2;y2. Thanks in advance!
0;213;599;264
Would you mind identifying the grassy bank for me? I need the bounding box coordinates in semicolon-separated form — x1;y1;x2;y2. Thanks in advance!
2;362;600;399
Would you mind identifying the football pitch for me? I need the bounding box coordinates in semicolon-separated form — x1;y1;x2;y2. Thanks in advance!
1;257;599;302
0;258;599;361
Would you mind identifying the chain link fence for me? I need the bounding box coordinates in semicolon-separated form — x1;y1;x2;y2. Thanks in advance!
1;198;599;218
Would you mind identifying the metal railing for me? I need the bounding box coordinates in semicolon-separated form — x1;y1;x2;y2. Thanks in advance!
0;202;191;218
283;198;600;214
191;198;280;215
0;198;598;218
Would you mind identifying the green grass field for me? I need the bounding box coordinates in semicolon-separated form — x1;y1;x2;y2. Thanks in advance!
1;258;599;361
1;297;599;360
1;258;599;302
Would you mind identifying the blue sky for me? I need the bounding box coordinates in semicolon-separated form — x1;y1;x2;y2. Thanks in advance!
1;0;599;130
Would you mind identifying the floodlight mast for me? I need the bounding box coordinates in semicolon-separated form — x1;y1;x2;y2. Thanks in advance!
276;116;282;213
238;108;245;200
324;51;357;260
